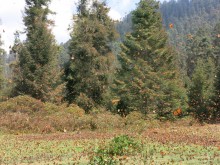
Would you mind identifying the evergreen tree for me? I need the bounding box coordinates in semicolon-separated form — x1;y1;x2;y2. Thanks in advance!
186;29;214;78
211;23;220;121
112;0;187;117
13;0;60;101
0;34;5;95
212;66;220;121
65;0;118;112
213;23;220;65
188;58;216;122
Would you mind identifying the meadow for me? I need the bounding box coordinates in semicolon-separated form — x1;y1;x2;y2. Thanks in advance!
0;96;219;164
0;124;219;164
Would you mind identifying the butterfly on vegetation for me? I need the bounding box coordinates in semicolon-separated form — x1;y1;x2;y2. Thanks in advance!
173;108;182;116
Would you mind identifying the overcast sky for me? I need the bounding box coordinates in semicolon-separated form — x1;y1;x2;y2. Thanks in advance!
0;0;166;53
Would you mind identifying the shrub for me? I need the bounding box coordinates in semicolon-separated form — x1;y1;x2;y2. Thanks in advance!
89;135;141;164
0;95;44;114
75;93;95;113
0;112;31;133
125;111;147;133
108;135;141;156
45;112;72;132
44;102;63;114
91;111;125;130
125;111;144;125
65;104;85;117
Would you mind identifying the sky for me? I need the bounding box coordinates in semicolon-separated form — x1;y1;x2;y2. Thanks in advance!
0;0;166;53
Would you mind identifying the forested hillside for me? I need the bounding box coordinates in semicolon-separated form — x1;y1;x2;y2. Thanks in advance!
117;0;220;40
161;0;220;35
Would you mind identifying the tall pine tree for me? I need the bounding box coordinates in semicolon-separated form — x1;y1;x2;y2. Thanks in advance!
0;34;5;95
188;58;216;122
65;0;118;112
186;29;214;78
112;0;187;117
211;23;220;121
13;0;60;101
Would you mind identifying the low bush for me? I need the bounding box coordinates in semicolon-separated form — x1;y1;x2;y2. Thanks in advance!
125;111;147;133
125;111;144;125
0;112;31;133
66;104;85;117
43;102;63;114
89;135;141;164
91;111;125;130
0;95;44;115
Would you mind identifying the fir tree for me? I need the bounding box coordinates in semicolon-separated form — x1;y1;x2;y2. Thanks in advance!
65;0;118;112
186;29;214;78
113;0;187;117
211;23;220;121
213;23;220;65
13;0;60;101
188;58;216;122
0;34;5;94
212;66;220;121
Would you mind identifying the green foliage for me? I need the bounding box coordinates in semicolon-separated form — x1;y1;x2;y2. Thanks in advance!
211;23;220;121
75;93;95;113
117;0;220;78
65;104;85;117
0;34;5;98
89;135;141;164
211;67;220;122
186;29;214;78
108;135;140;156
0;95;44;115
188;58;216;122
65;0;118;111
13;0;60;102
112;0;187;117
59;41;70;67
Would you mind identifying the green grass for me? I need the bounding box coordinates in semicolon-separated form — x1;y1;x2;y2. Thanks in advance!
0;133;219;164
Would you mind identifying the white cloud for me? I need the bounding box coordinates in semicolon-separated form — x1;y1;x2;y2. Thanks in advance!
108;9;121;21
0;0;25;53
49;0;77;44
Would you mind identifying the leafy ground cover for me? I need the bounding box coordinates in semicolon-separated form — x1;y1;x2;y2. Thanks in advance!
0;124;219;164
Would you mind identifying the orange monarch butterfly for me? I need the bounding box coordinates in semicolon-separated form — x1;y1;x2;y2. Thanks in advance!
173;108;182;116
169;23;174;29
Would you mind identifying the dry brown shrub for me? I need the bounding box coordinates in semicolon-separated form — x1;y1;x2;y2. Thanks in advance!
0;112;31;133
125;111;144;125
43;102;65;115
0;95;44;114
91;111;125;130
66;104;85;117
